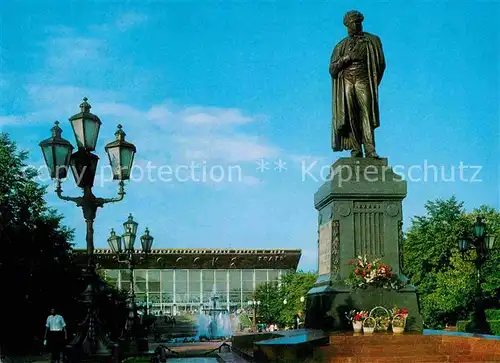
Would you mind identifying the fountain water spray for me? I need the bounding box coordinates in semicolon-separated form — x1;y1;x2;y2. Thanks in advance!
195;285;234;339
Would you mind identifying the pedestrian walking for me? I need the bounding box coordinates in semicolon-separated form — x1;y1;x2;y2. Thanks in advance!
44;308;67;363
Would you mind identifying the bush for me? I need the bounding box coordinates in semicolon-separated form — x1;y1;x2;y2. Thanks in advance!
456;320;469;332
486;309;500;321
239;314;252;328
456;319;500;336
457;309;500;335
491;321;500;336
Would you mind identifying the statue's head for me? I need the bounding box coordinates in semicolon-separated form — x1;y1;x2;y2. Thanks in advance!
343;10;364;36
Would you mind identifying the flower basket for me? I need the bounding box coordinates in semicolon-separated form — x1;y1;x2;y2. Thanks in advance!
345;310;368;333
391;313;406;334
369;306;391;332
392;326;404;334
352;321;363;333
362;317;376;334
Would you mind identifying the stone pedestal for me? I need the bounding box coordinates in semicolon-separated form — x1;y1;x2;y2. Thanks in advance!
305;157;423;331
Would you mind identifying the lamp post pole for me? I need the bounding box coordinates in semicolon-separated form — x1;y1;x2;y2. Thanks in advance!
39;98;137;360
108;215;154;354
458;216;497;334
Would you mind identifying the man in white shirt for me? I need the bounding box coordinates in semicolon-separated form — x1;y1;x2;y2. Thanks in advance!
44;308;67;363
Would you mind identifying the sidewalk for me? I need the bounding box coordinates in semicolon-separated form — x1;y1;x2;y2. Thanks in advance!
1;355;50;363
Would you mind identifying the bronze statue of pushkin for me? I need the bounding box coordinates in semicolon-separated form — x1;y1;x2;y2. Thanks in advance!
330;10;386;158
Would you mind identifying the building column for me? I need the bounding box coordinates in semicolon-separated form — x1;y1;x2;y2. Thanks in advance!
173;269;176;316
146;269;149;307
186;269;189;312
199;270;203;307
160;269;163;313
240;269;243;308
252;269;256;293
226;269;230;311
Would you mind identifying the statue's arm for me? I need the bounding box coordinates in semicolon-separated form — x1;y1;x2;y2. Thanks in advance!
329;43;350;78
376;36;386;84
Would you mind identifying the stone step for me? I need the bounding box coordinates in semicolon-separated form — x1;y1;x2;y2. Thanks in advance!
328;343;478;356
327;343;441;356
217;352;251;363
156;326;196;331
323;333;500;362
325;355;500;363
329;333;438;344
156;321;196;326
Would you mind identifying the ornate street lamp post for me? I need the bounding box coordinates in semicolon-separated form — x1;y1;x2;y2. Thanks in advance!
108;214;153;353
39;98;136;360
247;300;261;330
458;216;497;334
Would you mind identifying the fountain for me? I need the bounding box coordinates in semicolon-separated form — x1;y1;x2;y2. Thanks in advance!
196;285;234;340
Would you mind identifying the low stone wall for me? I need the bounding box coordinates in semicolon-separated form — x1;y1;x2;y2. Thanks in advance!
323;331;500;362
232;332;281;351
231;332;281;359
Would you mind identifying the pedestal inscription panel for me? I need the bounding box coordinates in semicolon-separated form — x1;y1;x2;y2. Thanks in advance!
318;221;333;275
318;220;340;277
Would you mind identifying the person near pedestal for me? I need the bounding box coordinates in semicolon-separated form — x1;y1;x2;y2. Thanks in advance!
44;308;67;363
294;311;303;329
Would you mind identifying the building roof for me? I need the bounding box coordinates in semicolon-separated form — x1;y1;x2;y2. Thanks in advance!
74;248;302;270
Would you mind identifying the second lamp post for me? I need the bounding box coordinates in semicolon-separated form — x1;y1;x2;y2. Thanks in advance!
107;214;154;353
458;216;497;334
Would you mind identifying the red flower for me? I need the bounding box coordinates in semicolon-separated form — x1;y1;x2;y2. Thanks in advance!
354;269;360;275
401;308;408;315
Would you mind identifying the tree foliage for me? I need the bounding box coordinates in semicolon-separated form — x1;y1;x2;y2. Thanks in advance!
0;133;82;351
403;197;500;328
0;133;126;352
254;271;317;326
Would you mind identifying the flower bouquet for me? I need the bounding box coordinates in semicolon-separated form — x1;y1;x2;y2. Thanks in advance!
391;306;409;334
346;255;407;290
345;310;368;332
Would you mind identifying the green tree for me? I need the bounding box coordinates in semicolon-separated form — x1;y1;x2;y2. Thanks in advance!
404;197;469;292
420;252;476;327
254;271;317;326
0;134;130;352
254;280;284;324
404;197;500;328
0;133;85;352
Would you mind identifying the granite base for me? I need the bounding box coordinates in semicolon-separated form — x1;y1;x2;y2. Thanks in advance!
306;285;423;332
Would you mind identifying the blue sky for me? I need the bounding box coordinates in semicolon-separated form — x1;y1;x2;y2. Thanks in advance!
1;1;498;271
